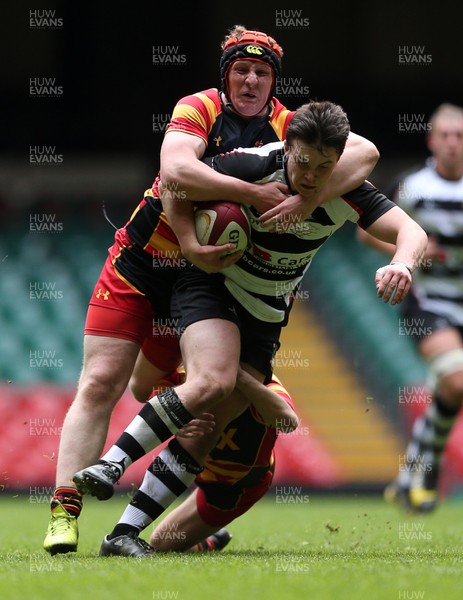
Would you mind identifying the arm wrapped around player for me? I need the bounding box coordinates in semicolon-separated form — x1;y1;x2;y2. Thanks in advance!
235;367;300;432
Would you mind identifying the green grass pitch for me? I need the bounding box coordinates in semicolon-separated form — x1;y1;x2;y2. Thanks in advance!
1;492;462;600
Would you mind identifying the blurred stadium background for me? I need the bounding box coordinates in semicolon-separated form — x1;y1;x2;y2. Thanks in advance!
1;1;462;498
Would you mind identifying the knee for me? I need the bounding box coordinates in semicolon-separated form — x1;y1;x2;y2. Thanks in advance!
205;369;237;402
78;364;129;408
187;370;237;413
129;374;154;403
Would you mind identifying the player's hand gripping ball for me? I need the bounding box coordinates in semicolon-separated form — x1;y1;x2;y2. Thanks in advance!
195;201;251;255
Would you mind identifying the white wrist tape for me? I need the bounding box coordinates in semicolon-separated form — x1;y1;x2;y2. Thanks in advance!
376;262;412;276
390;261;413;274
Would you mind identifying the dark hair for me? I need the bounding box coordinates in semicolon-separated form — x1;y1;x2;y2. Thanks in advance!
286;101;350;157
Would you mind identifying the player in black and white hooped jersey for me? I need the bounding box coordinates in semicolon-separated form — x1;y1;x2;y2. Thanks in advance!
74;102;427;544
359;103;463;513
204;117;419;323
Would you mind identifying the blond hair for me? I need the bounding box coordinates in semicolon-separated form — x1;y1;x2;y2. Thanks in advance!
221;24;284;56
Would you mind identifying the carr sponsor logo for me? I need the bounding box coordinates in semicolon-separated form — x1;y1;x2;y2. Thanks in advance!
152;45;187;65
30;77;63;97
29;213;64;232
29;9;63;29
275;9;310;29
29;145;63;166
398;45;432;65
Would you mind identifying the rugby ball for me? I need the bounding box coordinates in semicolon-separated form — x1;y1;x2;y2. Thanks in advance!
195;201;250;255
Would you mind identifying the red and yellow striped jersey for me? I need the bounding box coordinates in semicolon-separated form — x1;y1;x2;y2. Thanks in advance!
166;88;293;153
197;375;294;487
125;88;294;256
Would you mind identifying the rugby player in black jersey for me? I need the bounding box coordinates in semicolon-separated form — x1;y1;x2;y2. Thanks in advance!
44;24;379;555
74;101;427;556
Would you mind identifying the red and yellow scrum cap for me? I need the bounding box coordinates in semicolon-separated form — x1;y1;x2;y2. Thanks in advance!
220;29;283;97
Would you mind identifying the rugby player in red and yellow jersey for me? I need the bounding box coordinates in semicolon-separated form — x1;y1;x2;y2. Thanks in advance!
44;24;378;555
75;100;426;558
97;365;298;556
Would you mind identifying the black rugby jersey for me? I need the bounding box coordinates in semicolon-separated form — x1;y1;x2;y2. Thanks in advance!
206;142;395;322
